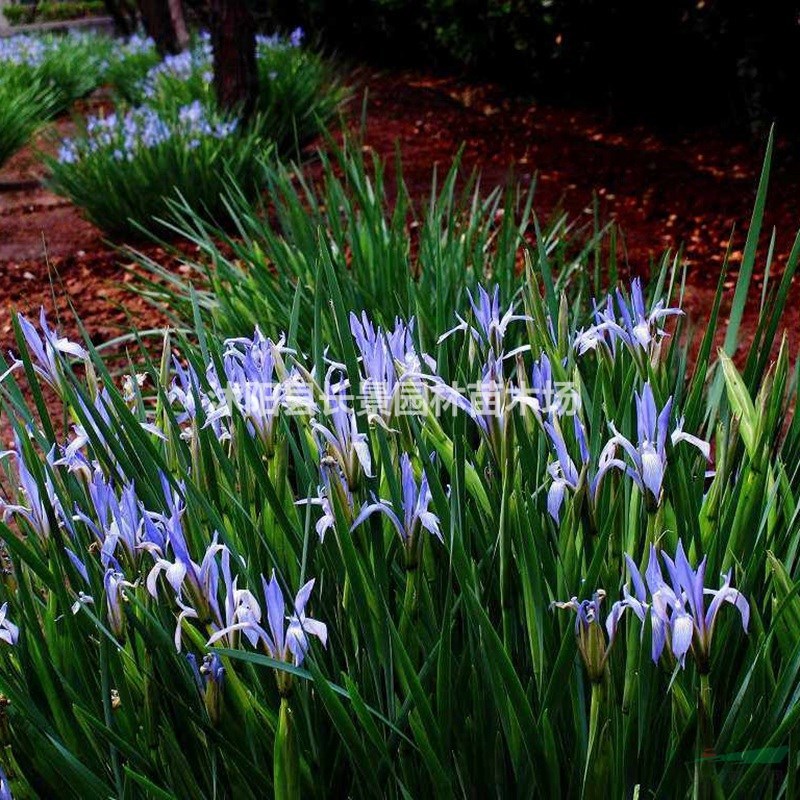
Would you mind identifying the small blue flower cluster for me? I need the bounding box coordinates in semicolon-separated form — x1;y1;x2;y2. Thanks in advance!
97;33;157;74
573;277;682;356
119;32;157;57
138;28;304;100
141;33;213;99
0;30;106;72
163;282;707;536
434;283;710;521
0;34;48;68
256;27;305;51
57;101;239;164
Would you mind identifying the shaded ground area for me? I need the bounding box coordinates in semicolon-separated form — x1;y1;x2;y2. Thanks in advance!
1;68;798;357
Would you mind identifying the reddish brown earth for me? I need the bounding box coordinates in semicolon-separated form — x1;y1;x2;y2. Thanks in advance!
1;68;799;358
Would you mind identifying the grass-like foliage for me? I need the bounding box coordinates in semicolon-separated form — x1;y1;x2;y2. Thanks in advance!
0;32;111;116
47;29;343;236
0;31;149;170
135;142;562;344
0;75;58;170
46;101;268;237
252;30;345;153
0;134;799;798
102;33;161;106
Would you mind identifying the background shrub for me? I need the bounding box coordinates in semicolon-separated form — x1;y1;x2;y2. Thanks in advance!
264;0;800;129
47;101;268;236
102;32;161;105
0;75;57;169
3;1;105;25
114;30;345;155
0;32;110;115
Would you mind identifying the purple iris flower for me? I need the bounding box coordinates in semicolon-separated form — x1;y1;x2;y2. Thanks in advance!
0;763;10;800
0;602;19;646
169;356;227;440
573;310;623;356
438;284;529;354
146;516;225;649
104;568;133;639
544;415;592;523
612;542;749;671
50;439;94;483
552;590;620;683
14;309;87;392
351;453;442;550
55;137;78;164
145;530;223;608
350;312;434;376
0;438;62;539
460;352;521;466
204;329;294;453
188;652;225;691
613;278;683;350
121;33;155;56
311;370;372;489
302;483;337;542
298;461;356;542
214;548;261;648
596;382;710;503
187;652;226;724
65;547;90;583
143;477;260;649
349;311;437;424
347;309;470;427
208;571;327;670
573;278;682;357
513;352;564;419
64;388;165;462
472;353;505;434
75;471;157;567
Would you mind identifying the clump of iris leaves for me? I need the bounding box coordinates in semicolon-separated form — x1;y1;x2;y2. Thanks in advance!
0;127;798;800
0;29;343;237
45;29;344;237
0;31;115;170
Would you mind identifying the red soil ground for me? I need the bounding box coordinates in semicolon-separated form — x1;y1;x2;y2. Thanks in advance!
1;68;799;358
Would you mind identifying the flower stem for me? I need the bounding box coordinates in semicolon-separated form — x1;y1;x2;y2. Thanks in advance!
645;503;663;549
268;442;299;587
694;673;721;800
399;564;418;644
583;679;610;800
274;696;299;800
499;438;514;647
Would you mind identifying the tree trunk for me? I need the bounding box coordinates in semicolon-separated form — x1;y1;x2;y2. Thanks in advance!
209;0;258;119
138;0;189;55
168;0;190;51
102;1;136;37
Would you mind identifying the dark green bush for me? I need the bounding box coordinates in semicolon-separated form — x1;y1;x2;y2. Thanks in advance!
0;75;58;168
109;31;346;157
3;1;105;25
46;100;269;237
2;5;35;24
266;0;800;128
0;32;111;116
37;2;106;22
